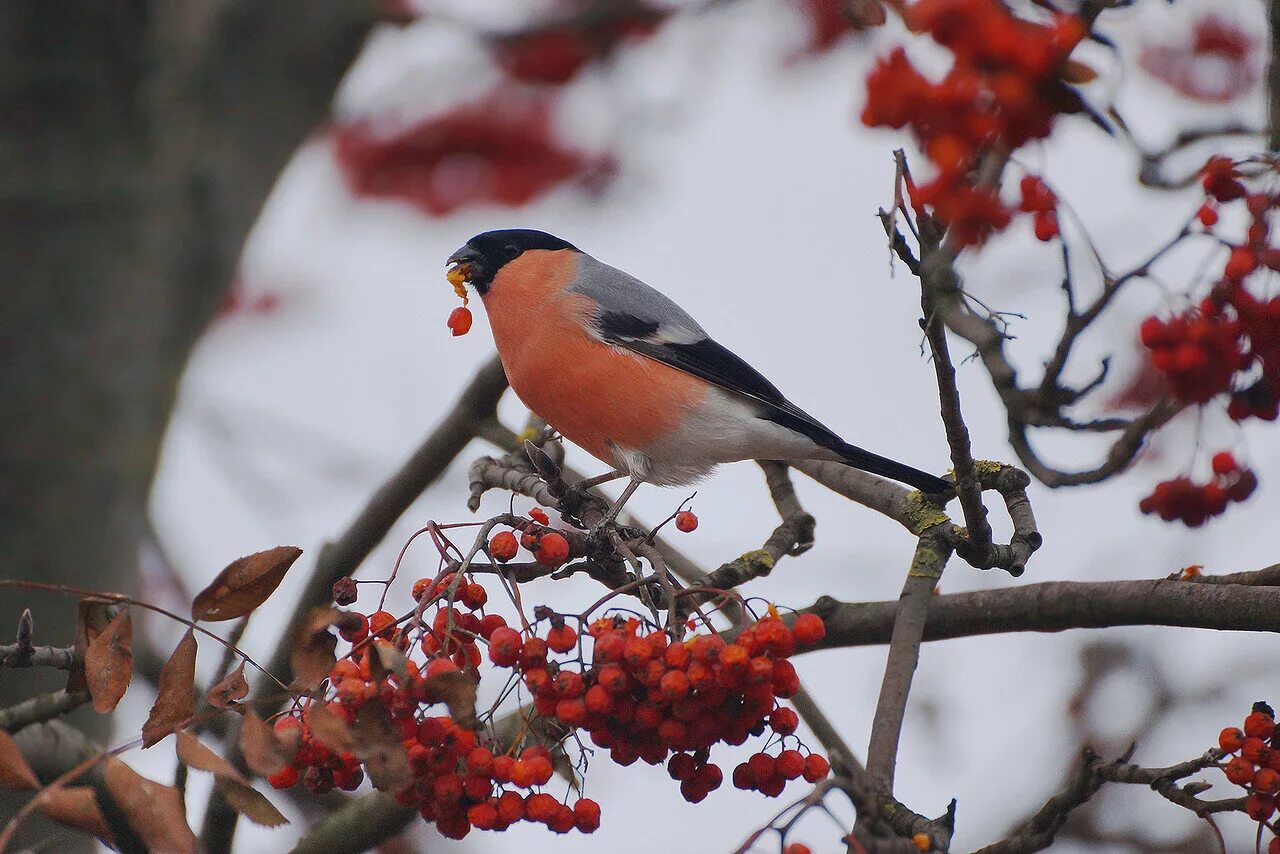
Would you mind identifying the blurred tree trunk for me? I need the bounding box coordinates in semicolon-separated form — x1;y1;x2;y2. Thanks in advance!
0;1;371;847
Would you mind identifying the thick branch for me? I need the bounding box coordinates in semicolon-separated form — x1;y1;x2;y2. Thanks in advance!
803;575;1280;650
0;690;90;733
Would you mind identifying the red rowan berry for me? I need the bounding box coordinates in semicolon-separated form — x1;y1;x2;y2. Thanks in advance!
675;510;698;532
525;792;558;823
548;803;576;834
1033;211;1059;241
546;623;577;653
792;613;826;646
535;531;570;566
803;752;831;782
580;681;608;710
777;749;806;780
1247;793;1276;821
1246;710;1276;739
770;707;800;736
368;610;397;638
1244;737;1267;763
567;798;598;833
1269;837;1280;854
467;802;498;830
913;833;931;852
459;582;487;609
488;530;518;562
1226;756;1257;785
518;637;548;670
1225;246;1258;280
598;664;629;694
267;765;300;789
477;613;506;639
1256;767;1280;793
529;507;550;525
1211;452;1238;476
447;306;472;336
1220;727;1245;752
784;844;812;854
1197;203;1219;227
435;812;470;839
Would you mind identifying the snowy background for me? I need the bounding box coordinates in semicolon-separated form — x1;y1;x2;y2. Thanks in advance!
127;0;1278;850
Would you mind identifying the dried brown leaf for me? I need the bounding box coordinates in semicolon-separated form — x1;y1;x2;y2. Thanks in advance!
142;629;196;747
36;787;114;847
240;712;296;778
369;640;407;682
176;730;242;780
208;660;249;710
306;702;353;753
290;607;338;693
102;758;197;853
68;599;115;693
192;545;303;622
176;731;288;828
84;606;132;713
0;730;39;790
216;776;288;827
351;699;411;793
423;669;479;729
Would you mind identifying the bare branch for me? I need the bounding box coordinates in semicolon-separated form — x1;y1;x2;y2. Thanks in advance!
802;573;1280;650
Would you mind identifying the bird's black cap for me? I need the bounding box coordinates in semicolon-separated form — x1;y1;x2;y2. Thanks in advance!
447;229;577;293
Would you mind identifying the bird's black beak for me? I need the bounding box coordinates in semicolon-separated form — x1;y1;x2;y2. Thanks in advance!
446;244;483;296
446;245;480;269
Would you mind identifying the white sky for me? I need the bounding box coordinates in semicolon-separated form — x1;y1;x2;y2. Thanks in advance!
133;0;1279;851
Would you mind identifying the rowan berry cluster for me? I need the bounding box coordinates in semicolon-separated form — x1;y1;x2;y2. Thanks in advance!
272;570;602;840
1138;452;1257;527
1217;701;1280;843
1141;157;1280;421
862;0;1086;245
270;500;832;840
490;609;831;803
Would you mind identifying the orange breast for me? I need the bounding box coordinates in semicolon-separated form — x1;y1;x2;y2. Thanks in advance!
481;250;707;465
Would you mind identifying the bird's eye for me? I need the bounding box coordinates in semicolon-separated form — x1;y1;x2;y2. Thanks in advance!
503;243;519;258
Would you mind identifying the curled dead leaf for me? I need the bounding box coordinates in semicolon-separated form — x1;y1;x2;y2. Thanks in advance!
142;630;197;747
290;608;338;693
68;599;115;693
369;640;407;682
176;731;288;828
192;546;302;622
84;606;132;713
208;660;249;710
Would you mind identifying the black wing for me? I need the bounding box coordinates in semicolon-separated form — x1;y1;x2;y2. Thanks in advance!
596;312;845;453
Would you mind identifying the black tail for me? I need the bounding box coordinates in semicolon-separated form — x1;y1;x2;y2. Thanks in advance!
834;440;952;494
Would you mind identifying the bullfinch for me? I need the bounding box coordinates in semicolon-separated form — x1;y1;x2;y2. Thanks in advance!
447;229;950;523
